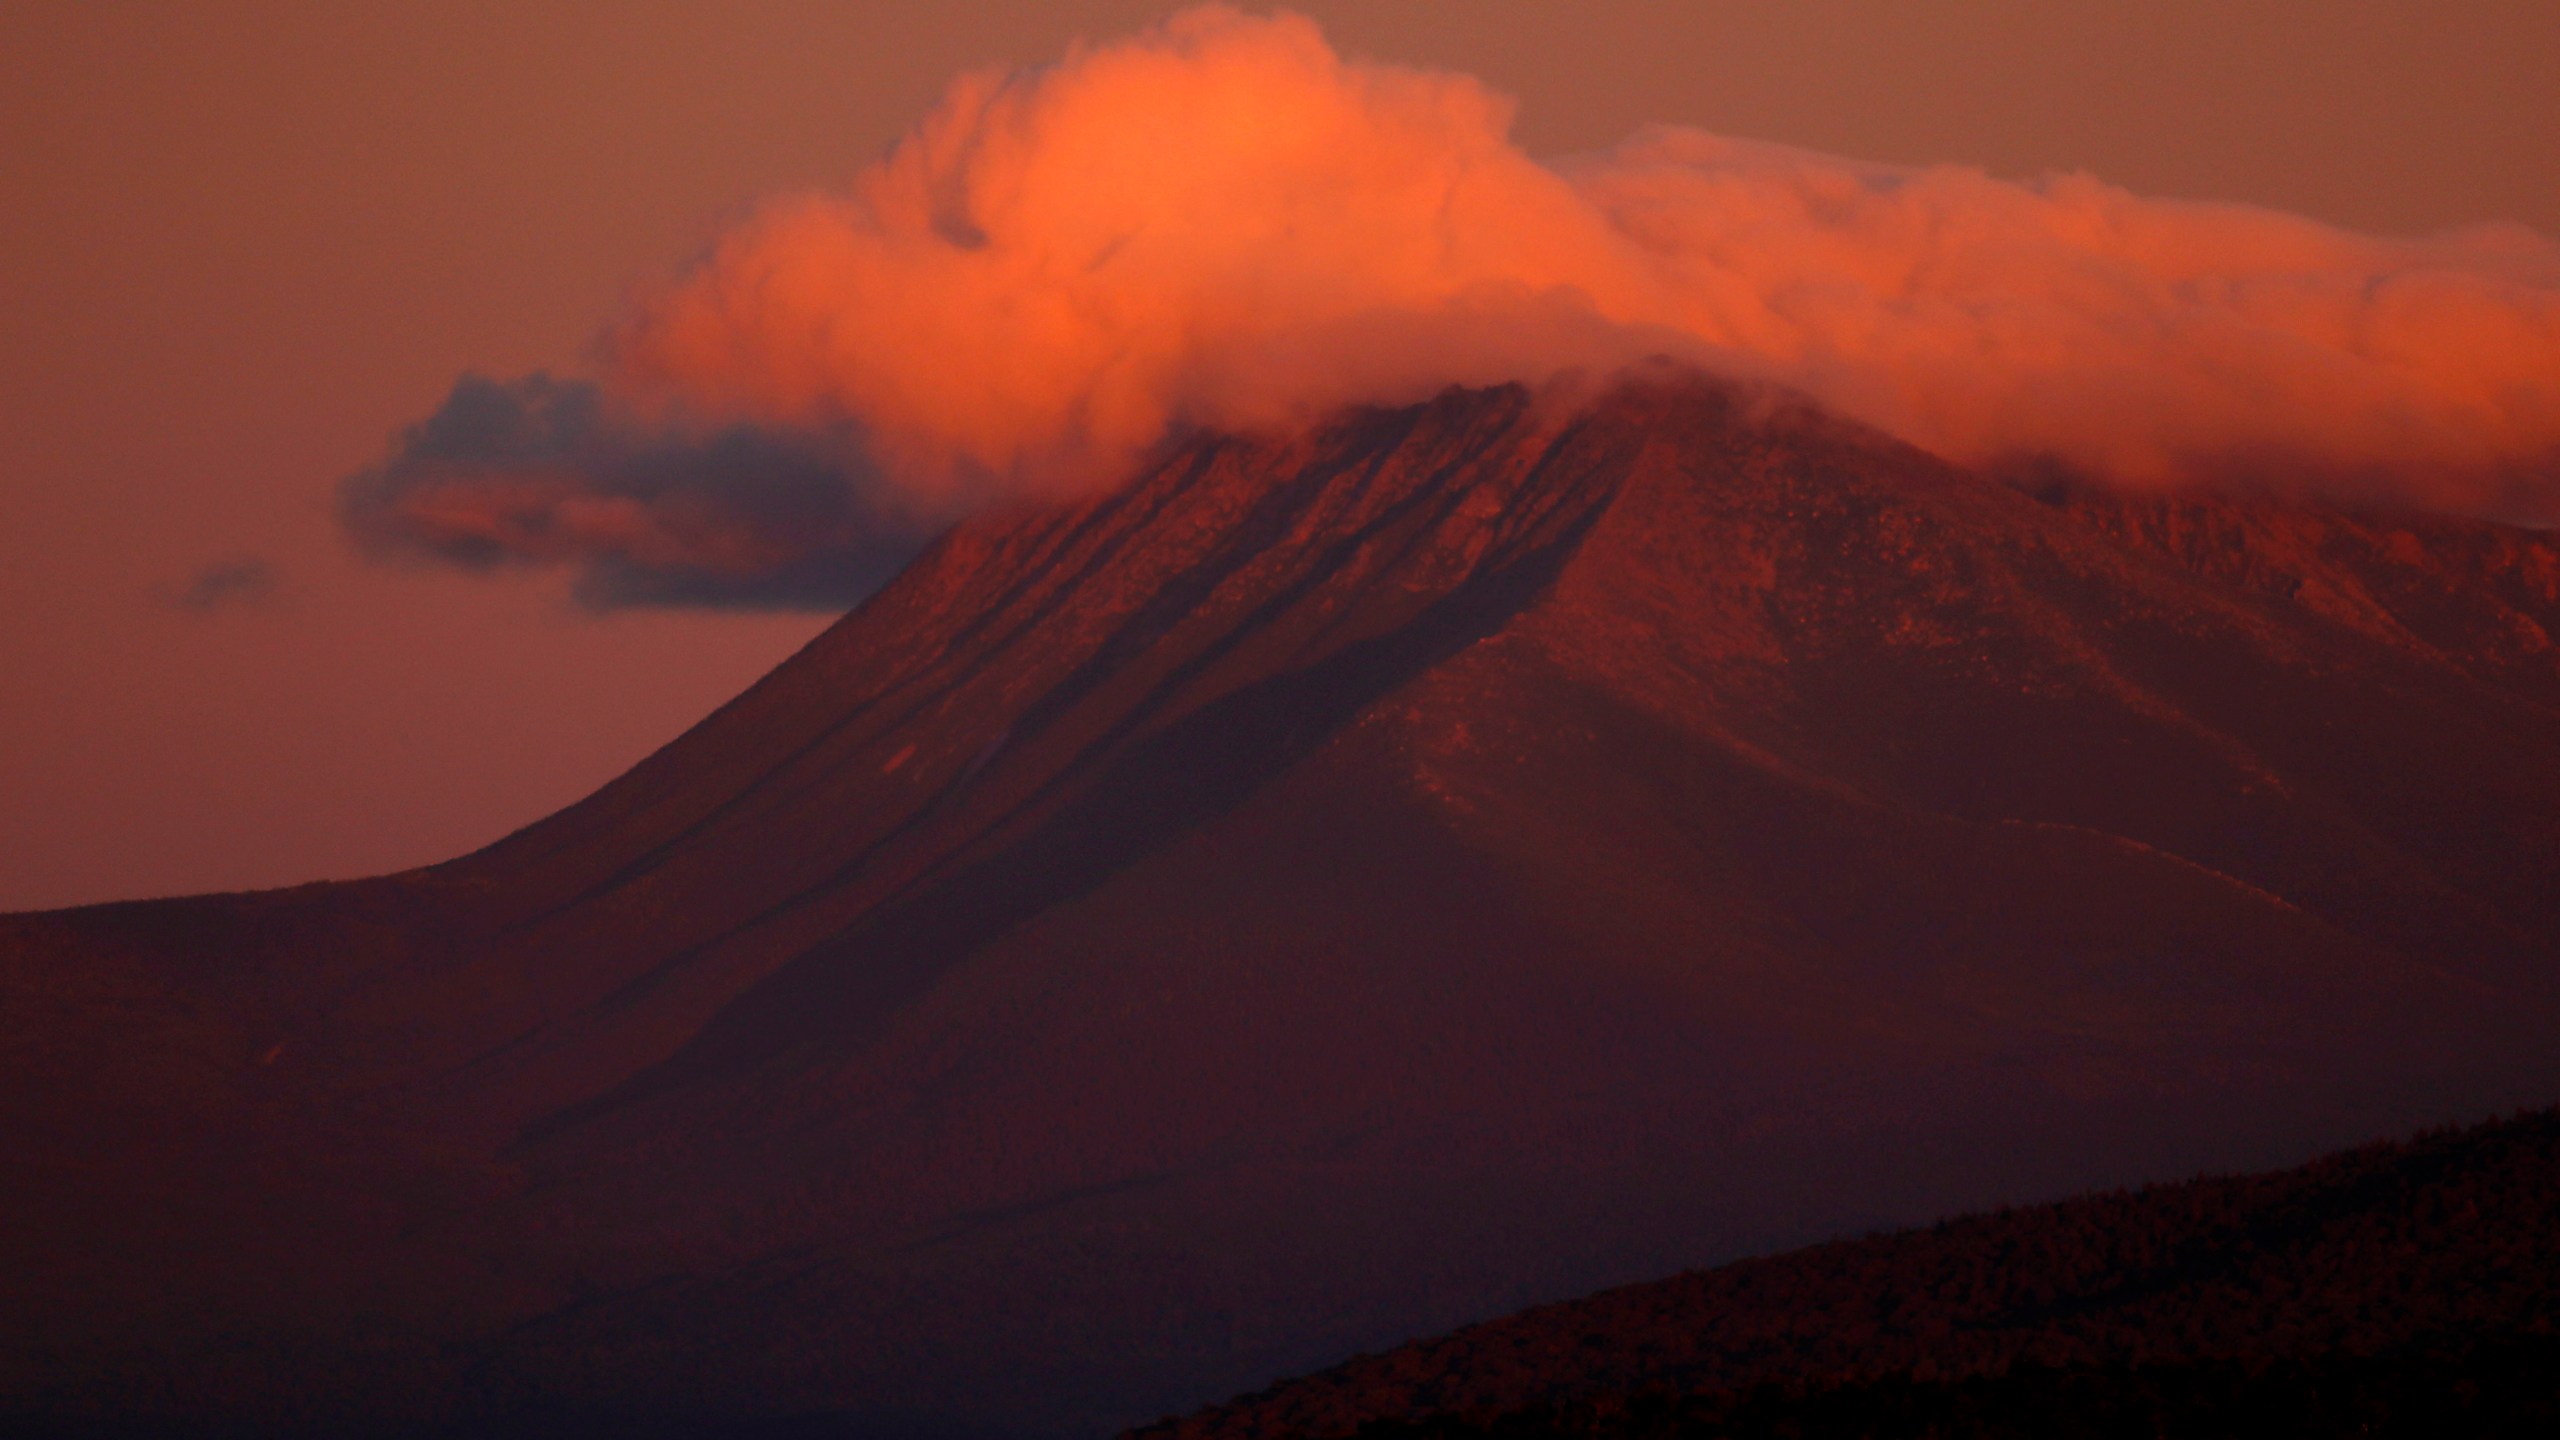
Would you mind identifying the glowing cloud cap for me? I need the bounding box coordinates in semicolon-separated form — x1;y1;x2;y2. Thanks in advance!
351;5;2560;606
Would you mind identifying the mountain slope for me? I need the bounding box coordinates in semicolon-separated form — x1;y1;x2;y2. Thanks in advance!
1138;1105;2560;1440
6;370;2560;1437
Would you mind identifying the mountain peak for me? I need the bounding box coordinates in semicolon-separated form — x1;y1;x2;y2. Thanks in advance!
9;371;2560;1437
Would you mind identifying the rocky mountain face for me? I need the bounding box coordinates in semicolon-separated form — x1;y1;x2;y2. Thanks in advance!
7;370;2560;1437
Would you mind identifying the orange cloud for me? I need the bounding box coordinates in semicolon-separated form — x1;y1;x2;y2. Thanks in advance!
356;5;2560;604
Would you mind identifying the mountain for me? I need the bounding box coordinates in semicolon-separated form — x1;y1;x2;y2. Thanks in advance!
1137;1105;2560;1440
7;369;2560;1437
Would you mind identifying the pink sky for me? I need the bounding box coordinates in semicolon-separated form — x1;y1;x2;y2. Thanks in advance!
6;1;2557;912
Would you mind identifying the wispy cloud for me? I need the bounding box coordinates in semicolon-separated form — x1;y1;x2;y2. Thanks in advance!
163;556;280;614
339;373;930;609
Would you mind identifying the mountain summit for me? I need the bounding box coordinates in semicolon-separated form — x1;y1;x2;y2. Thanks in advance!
9;370;2560;1437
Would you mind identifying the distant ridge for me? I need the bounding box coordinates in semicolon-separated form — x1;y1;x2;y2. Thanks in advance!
1139;1105;2560;1440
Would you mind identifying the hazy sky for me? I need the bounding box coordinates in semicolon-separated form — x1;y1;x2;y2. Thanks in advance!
6;0;2557;912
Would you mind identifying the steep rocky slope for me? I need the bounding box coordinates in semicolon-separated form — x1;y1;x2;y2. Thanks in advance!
7;370;2560;1437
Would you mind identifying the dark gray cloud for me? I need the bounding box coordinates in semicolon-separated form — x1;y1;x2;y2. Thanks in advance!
165;556;280;614
339;373;933;610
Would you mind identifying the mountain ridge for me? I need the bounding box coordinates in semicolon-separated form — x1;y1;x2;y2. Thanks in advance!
7;368;2560;1436
1134;1104;2560;1440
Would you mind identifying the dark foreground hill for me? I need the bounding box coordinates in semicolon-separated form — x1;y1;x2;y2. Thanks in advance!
1141;1106;2560;1440
7;369;2560;1437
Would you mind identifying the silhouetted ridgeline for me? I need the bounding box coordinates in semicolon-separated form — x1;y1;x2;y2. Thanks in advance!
1291;1341;2560;1440
1141;1107;2560;1440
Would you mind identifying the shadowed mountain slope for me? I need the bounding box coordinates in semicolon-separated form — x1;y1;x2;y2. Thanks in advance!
1139;1106;2560;1440
6;370;2560;1437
